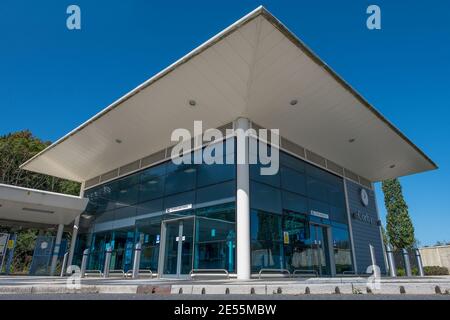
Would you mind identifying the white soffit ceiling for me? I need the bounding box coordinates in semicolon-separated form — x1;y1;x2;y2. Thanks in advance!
20;6;437;183
0;184;88;225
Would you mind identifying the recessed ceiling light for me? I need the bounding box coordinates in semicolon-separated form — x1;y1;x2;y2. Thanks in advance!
290;99;298;106
390;164;396;169
188;99;196;107
348;138;355;143
22;207;54;214
115;139;122;144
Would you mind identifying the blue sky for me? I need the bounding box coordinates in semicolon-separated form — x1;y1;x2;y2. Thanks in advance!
1;1;449;246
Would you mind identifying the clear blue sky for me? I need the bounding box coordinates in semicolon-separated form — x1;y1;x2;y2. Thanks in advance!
1;1;449;246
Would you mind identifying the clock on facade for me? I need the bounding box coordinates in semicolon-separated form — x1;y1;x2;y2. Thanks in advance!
360;188;369;207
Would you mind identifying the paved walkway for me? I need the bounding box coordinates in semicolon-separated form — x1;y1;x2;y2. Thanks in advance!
1;275;449;296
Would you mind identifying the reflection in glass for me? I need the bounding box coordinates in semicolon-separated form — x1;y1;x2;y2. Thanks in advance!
332;226;353;274
194;216;236;272
136;217;161;271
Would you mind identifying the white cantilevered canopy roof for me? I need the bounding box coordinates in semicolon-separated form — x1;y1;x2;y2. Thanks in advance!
0;184;88;226
20;6;436;183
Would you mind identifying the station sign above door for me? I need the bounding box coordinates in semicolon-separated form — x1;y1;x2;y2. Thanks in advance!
165;204;193;214
310;210;329;220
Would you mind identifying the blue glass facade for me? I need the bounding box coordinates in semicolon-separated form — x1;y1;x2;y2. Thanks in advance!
81;143;237;274
77;141;353;276
250;150;353;275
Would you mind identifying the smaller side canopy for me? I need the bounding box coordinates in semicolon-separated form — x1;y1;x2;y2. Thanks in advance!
0;184;88;226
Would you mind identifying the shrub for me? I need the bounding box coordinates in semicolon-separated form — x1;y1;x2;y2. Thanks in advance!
396;268;405;276
424;266;449;276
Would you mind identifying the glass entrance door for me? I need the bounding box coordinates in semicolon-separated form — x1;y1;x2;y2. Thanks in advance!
161;217;194;277
310;224;330;276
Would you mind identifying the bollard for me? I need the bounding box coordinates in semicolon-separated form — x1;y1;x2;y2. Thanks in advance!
80;249;89;278
402;248;412;277
369;244;380;278
60;252;69;277
132;243;142;279
415;248;425;277
103;247;112;278
386;244;396;277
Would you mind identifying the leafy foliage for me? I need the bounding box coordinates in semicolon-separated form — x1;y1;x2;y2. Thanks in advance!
382;179;415;250
0;130;80;273
0;130;80;193
424;266;449;276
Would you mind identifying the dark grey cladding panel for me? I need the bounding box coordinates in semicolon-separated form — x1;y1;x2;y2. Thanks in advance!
346;179;386;274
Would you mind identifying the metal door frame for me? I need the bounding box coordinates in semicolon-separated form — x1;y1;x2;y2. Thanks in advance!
157;215;195;278
310;223;333;276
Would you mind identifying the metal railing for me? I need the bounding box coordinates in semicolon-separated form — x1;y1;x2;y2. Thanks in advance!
108;269;125;278
258;268;291;279
84;270;103;277
292;269;318;277
342;270;357;275
190;269;230;279
59;252;69;277
125;269;154;278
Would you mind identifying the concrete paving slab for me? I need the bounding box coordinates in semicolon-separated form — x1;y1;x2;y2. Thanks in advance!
1;275;450;296
0;286;33;294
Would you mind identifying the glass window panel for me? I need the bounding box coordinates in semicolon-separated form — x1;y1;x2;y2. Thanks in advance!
332;226;353;273
113;205;137;220
250;162;281;187
280;152;305;173
110;228;135;271
136;198;163;217
140;162;166;182
139;175;165;202
305;162;339;185
250;181;282;214
196;217;236;242
328;183;345;208
84;186;109;214
197;162;235;187
281;191;308;214
164;163;196;195
163;191;195;211
194;241;236;272
280;166;306;195
251;210;283;241
251;240;284;272
88;232;111;270
88;183;118;213
136;217;161;271
307;176;329;203
94;210;116;223
329;205;347;224
196;180;235;206
116;182;139;206
308;199;330;216
196;202;235;222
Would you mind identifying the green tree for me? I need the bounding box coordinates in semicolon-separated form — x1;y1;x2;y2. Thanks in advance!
381;224;389;246
0;130;80;194
0;130;80;273
381;178;415;249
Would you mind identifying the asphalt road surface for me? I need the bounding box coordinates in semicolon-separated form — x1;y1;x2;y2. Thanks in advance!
0;293;449;300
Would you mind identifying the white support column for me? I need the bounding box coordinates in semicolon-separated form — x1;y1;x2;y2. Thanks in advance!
67;182;85;268
235;117;251;280
372;182;389;275
343;179;358;274
50;223;64;276
67;215;80;268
